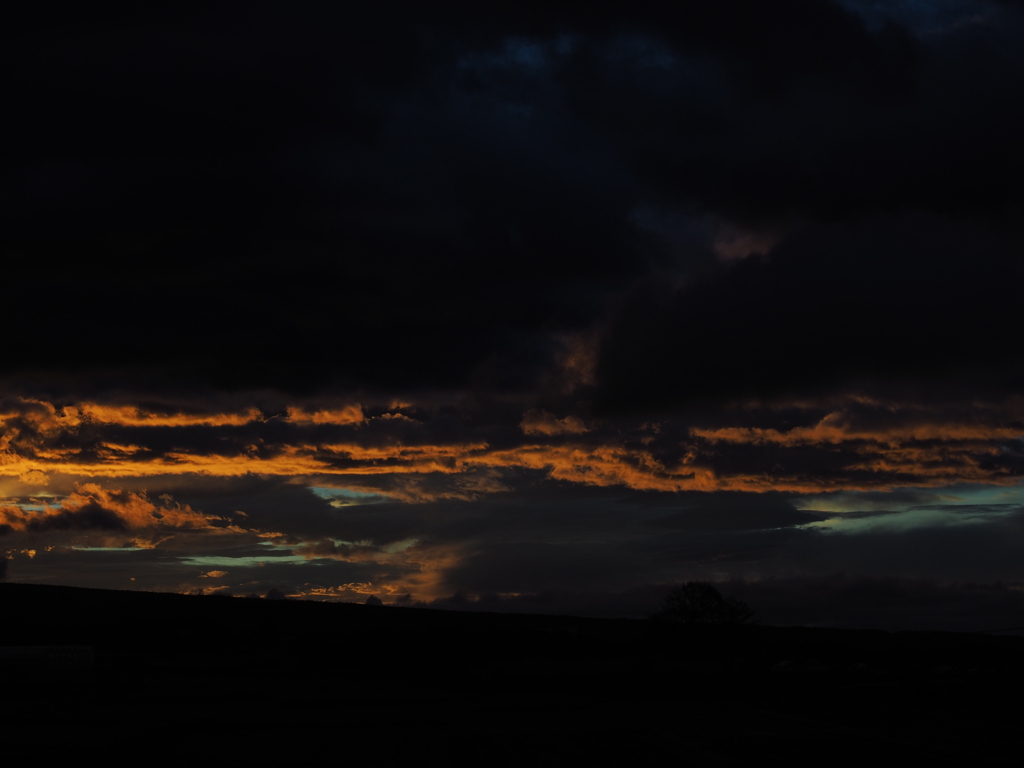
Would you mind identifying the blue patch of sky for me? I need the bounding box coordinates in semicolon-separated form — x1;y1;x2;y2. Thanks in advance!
7;492;66;512
257;535;414;553
309;486;387;507
179;554;311;568
793;481;1024;534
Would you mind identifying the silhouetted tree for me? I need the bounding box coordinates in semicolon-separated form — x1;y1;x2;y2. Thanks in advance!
655;582;755;625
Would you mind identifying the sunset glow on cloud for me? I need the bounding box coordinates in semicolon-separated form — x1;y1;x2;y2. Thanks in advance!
1;397;1021;497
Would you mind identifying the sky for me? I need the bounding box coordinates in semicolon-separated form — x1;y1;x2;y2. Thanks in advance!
3;0;1024;630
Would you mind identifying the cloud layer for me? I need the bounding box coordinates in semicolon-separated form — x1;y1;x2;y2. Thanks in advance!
1;394;1021;497
3;2;1024;627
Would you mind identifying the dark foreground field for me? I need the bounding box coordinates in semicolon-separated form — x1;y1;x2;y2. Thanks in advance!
2;583;1022;766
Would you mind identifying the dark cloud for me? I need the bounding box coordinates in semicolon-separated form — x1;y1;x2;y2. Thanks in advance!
3;2;1021;398
596;214;1024;411
2;4;637;393
646;494;830;531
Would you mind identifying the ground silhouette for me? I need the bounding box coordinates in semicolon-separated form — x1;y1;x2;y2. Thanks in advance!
2;582;1023;765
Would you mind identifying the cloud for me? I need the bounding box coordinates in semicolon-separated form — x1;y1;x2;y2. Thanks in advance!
285;538;464;600
596;214;1024;411
520;409;589;436
284;406;365;425
0;484;244;548
4;4;1024;625
73;405;264;428
712;227;779;262
18;470;48;486
647;493;830;532
0;397;264;432
0;393;1020;499
11;3;1021;396
7;458;1024;623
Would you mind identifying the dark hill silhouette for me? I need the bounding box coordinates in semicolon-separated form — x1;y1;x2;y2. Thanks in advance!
2;582;1023;765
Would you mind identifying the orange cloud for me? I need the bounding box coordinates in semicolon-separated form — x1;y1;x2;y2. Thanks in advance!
691;411;1024;447
0;483;240;545
288;538;464;600
520;409;589;436
0;398;265;431
285;405;365;425
74;405;264;428
0;431;1019;497
0;396;1021;500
